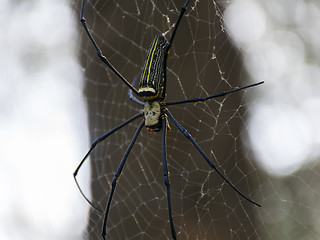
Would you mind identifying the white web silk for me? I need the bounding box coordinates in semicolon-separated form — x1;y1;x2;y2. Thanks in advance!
77;0;320;239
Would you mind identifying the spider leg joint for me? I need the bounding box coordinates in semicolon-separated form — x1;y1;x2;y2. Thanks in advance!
164;174;170;187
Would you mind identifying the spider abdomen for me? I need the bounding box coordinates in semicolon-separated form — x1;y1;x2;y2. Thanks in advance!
139;35;169;101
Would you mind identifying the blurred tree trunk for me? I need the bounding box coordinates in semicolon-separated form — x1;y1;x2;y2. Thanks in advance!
75;0;259;239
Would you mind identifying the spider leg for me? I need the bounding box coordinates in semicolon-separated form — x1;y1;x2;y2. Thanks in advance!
74;112;143;212
80;0;139;96
101;120;145;240
167;0;191;50
165;81;264;106
165;110;261;207
129;89;144;105
162;117;177;240
162;0;191;100
128;76;144;105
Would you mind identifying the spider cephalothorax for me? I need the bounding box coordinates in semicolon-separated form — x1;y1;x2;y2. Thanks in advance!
143;100;162;132
75;0;263;239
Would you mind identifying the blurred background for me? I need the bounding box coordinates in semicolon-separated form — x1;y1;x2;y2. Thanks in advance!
1;0;320;239
0;0;89;239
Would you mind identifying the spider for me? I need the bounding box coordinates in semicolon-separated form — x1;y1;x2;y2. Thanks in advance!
74;0;263;239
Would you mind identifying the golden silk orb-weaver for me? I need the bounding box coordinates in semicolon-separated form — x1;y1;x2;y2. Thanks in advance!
74;0;263;239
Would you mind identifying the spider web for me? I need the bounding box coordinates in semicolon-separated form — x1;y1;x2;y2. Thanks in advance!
74;0;320;239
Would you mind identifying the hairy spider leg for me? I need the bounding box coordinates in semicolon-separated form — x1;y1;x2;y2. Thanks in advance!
101;120;145;240
165;110;261;207
162;117;177;240
165;81;264;106
73;112;143;212
80;0;139;96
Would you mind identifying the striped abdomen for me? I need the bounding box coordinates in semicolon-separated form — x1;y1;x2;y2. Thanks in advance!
138;35;169;101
